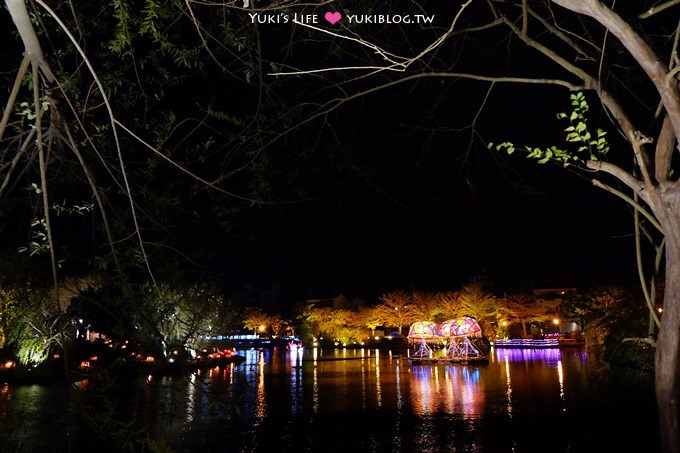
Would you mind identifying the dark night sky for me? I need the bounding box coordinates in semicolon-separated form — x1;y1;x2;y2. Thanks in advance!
222;82;640;301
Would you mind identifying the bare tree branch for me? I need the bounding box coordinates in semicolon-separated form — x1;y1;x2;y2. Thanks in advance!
501;14;655;191
33;64;60;309
552;0;680;141
527;7;594;61
589;174;661;231
588;160;646;192
639;0;680;19
113;120;288;205
35;0;158;286
0;56;30;143
261;71;580;157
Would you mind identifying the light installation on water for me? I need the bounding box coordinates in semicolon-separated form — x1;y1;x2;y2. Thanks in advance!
408;317;488;364
437;317;483;338
408;321;439;338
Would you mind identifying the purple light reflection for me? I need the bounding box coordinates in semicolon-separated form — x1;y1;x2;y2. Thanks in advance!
493;347;563;365
409;365;484;417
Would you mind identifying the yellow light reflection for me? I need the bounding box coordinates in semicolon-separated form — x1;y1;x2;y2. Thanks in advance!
557;359;565;411
375;356;382;407
255;351;266;419
186;372;197;423
394;364;403;452
361;363;367;409
313;365;319;414
505;356;513;418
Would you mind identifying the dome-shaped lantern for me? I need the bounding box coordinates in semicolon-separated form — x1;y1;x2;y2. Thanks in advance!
408;321;438;338
437;317;482;338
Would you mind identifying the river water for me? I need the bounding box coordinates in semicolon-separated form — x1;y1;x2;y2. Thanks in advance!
1;346;659;452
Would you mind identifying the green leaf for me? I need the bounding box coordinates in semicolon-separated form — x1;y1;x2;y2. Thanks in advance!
566;132;580;142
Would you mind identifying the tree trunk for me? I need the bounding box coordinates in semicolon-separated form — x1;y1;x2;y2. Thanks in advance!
655;192;680;453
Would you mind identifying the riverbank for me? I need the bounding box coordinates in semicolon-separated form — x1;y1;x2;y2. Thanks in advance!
0;349;246;384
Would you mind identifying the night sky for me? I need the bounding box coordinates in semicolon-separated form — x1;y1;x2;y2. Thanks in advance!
202;5;651;302
222;82;639;300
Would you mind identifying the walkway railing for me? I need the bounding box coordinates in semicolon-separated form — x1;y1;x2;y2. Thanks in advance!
493;338;560;348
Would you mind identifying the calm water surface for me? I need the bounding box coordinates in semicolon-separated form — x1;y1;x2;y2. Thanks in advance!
0;347;659;452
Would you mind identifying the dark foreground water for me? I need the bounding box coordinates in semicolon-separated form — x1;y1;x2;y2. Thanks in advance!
1;347;659;452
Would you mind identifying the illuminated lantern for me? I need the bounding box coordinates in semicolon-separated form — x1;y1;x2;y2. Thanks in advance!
437;317;482;338
408;321;438;338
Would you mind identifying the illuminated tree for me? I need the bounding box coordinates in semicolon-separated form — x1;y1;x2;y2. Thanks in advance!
328;309;361;344
504;292;557;338
269;314;289;337
242;307;272;335
459;284;499;332
376;291;419;335
141;283;231;358
0;285;61;366
305;306;331;338
305;306;360;343
437;290;464;320
358;306;383;338
410;291;443;321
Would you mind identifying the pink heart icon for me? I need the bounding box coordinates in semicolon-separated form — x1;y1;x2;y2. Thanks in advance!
324;11;342;25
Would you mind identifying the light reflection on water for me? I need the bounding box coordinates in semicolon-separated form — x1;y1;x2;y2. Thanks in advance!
410;364;484;416
0;346;658;452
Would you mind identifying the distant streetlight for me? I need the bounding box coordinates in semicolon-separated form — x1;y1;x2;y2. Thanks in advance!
259;325;266;332
553;318;560;325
